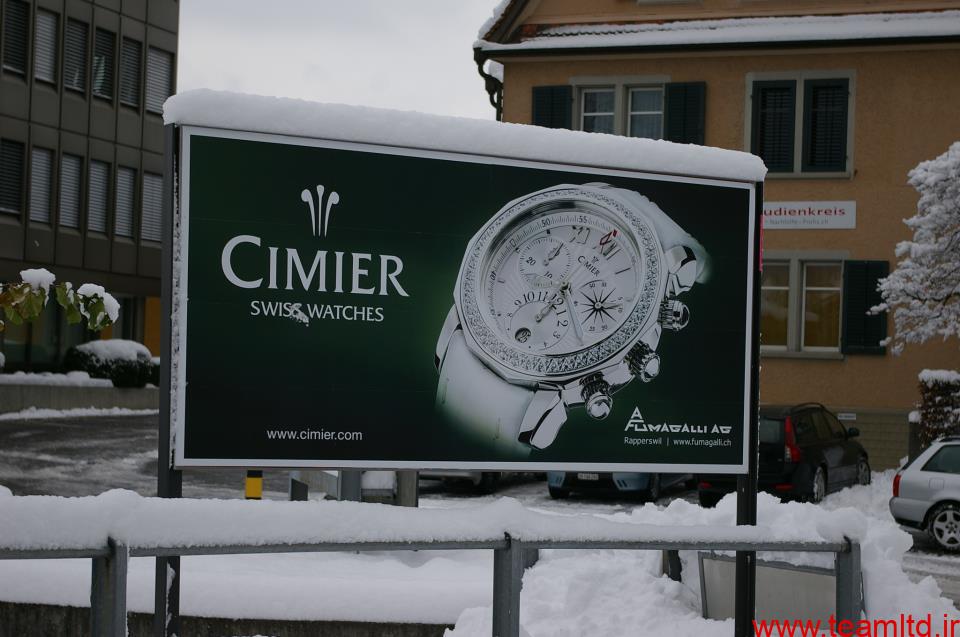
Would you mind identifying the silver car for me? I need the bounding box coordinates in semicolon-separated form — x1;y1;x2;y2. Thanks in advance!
890;437;960;551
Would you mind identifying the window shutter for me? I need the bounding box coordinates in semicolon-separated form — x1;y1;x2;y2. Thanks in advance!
841;260;888;355
2;0;29;74
93;28;115;100
802;78;848;173
141;172;163;241
59;154;82;228
751;80;795;172
115;167;135;237
145;47;173;114
64;19;88;92
120;38;141;107
663;82;705;145
29;148;53;223
532;86;572;130
34;10;57;83
87;160;109;233
0;139;25;214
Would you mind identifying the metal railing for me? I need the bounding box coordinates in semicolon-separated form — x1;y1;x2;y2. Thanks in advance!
0;534;861;637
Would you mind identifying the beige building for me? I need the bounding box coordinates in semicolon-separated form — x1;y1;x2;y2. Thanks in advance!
475;0;960;469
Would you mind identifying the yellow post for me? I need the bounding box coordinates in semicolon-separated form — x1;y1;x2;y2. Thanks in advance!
245;470;263;500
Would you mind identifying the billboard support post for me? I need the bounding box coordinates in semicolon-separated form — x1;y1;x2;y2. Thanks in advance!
155;124;183;637
734;184;763;637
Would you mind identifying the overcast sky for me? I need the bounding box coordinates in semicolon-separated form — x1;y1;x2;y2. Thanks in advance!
177;1;501;121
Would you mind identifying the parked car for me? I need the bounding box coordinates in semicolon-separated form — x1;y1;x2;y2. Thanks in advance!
419;470;503;493
547;471;692;501
697;403;870;507
890;436;960;552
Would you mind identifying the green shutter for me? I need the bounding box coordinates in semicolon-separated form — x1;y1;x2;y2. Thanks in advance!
532;86;572;130
664;82;705;145
841;260;888;355
802;78;848;173
751;80;796;173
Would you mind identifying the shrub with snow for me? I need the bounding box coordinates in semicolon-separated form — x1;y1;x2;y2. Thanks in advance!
916;369;960;445
64;339;157;388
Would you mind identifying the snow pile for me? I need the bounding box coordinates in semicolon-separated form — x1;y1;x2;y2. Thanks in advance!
76;339;152;363
477;10;960;51
0;407;157;422
19;268;56;296
75;284;120;324
163;89;767;183
0;371;113;387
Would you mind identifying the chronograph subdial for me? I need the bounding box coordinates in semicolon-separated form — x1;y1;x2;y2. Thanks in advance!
575;280;628;335
517;237;572;288
506;296;570;352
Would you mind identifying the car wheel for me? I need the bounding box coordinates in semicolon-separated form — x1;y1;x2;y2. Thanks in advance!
698;491;722;508
476;472;500;494
810;466;827;503
928;503;960;552
548;486;570;500
856;458;871;486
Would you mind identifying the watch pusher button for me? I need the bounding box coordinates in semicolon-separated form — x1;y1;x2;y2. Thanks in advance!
659;299;689;331
580;376;612;420
626;342;660;382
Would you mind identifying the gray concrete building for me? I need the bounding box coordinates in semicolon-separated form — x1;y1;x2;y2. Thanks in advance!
0;0;177;368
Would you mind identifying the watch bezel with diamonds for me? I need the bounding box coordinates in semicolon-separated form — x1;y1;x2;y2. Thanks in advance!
454;186;667;385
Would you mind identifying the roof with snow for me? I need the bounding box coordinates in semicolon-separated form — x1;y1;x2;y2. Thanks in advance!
477;9;960;54
163;89;766;183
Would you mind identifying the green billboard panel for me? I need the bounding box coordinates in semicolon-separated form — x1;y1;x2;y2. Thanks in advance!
173;126;758;472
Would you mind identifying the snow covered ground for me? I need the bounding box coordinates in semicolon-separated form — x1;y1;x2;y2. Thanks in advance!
0;471;956;635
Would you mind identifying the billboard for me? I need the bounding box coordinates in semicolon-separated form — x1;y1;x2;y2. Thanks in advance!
172;126;758;472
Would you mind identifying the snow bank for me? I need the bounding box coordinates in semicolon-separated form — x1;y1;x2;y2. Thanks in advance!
19;268;56;296
0;407;157;422
0;371;112;387
478;10;960;52
163;89;767;183
76;339;152;363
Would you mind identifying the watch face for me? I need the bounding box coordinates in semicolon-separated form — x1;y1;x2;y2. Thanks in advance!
459;186;665;379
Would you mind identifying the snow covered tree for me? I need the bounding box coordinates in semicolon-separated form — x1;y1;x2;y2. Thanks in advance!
875;141;960;354
0;268;119;335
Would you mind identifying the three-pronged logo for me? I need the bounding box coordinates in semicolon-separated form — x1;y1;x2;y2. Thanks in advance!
301;185;339;238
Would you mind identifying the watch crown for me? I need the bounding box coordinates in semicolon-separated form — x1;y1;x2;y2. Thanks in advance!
627;342;661;382
659;299;690;332
581;376;612;420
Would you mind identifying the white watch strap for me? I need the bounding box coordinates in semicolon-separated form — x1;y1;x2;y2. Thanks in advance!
436;329;534;459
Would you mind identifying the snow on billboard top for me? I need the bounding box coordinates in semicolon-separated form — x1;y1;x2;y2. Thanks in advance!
477;10;960;52
163;89;766;183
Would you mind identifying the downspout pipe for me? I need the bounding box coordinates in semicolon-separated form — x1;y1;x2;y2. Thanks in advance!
474;47;503;121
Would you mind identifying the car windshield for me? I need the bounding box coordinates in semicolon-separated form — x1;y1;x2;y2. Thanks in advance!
759;417;783;444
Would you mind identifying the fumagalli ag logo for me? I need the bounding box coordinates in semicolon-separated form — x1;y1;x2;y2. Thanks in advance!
623;408;733;448
219;184;409;325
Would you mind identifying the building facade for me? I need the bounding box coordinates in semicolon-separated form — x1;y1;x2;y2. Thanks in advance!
476;0;960;468
0;0;177;368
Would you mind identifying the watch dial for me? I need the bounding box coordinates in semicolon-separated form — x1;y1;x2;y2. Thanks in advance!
481;209;642;356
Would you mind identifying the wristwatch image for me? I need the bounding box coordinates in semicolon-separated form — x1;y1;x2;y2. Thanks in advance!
434;183;709;457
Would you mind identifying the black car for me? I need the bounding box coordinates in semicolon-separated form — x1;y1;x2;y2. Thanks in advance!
697;403;871;507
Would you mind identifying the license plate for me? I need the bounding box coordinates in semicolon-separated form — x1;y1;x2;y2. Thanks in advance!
577;472;599;481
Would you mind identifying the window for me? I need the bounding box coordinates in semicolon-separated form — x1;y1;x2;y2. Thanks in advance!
59;154;82;228
115;166;135;237
627;87;664;139
0;139;25;214
119;38;141;107
748;73;852;175
760;262;790;348
923;446;960;475
29;148;53;223
581;88;615;134
92;28;115;100
87;160;109;233
823;411;846;440
33;10;57;83
2;0;29;74
141;172;163;241
64;19;87;92
145;47;173;114
802;263;842;351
